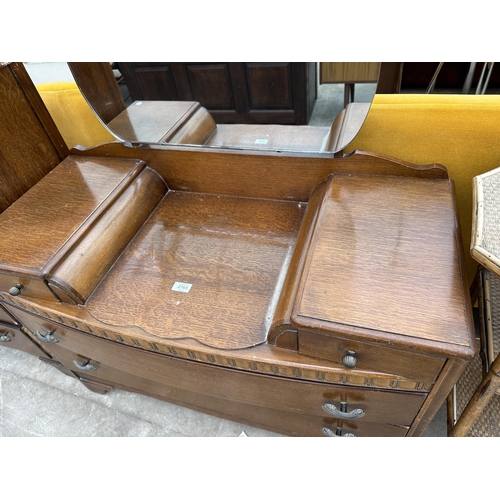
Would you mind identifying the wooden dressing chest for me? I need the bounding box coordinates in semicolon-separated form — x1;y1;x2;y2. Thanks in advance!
0;62;476;436
0;144;476;437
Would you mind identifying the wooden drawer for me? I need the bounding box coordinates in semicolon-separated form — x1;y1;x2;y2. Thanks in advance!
299;330;445;385
0;322;49;357
0;274;57;303
12;308;426;428
0;303;20;326
74;368;409;437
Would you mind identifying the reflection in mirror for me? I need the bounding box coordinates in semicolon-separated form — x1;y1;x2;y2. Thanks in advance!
68;62;381;154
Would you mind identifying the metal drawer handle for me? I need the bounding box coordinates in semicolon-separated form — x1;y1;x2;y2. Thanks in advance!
322;427;355;437
0;333;12;342
73;359;97;371
8;284;23;296
342;350;357;369
35;330;59;343
322;403;365;419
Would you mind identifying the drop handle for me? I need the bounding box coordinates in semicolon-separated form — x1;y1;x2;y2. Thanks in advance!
73;359;97;371
342;350;357;369
35;330;59;343
322;427;355;437
322;402;365;419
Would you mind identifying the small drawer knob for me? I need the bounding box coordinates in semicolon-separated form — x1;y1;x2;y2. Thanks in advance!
342;350;357;369
0;332;12;342
8;284;23;296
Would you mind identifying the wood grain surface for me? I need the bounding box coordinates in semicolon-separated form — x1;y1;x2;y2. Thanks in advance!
68;62;126;124
293;174;473;354
10;307;426;428
86;192;306;349
205;124;331;152
3;297;437;391
320;62;380;84
0;156;140;271
72;143;449;202
51;166;168;303
0;63;67;214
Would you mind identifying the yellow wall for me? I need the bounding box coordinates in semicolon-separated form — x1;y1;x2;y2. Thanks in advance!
347;94;500;285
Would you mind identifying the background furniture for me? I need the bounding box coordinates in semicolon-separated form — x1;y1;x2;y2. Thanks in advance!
37;68;366;154
320;62;380;106
448;165;500;436
116;62;317;124
401;62;500;91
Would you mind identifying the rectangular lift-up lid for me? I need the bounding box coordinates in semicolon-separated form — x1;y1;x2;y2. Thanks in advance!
290;173;476;360
0;156;167;304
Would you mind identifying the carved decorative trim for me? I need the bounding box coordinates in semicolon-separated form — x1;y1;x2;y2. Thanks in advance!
1;294;432;392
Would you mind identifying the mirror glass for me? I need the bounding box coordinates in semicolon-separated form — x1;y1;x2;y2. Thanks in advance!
67;62;380;154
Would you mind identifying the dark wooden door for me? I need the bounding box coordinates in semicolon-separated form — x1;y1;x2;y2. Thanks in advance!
117;62;317;124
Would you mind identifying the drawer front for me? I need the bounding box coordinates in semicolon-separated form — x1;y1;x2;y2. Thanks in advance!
76;368;409;437
299;330;445;386
0;274;57;303
0;303;19;326
13;307;426;428
0;323;49;357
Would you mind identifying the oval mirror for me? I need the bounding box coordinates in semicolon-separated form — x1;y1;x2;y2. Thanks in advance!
67;62;386;154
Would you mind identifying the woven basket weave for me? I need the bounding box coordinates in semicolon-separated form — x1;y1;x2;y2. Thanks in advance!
482;173;500;265
453;270;500;436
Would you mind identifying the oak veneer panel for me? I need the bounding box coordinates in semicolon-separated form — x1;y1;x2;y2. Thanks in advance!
0;156;140;270
52;166;168;303
0;303;19;325
68;62;126;124
86;192;306;349
0;63;65;213
298;330;444;384
320;63;380;84
4;297;432;391
0;323;49;357
16;311;425;426
72;144;449;203
293;174;471;348
80;369;410;436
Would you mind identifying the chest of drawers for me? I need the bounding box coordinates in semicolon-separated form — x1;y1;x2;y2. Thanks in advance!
0;146;476;437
